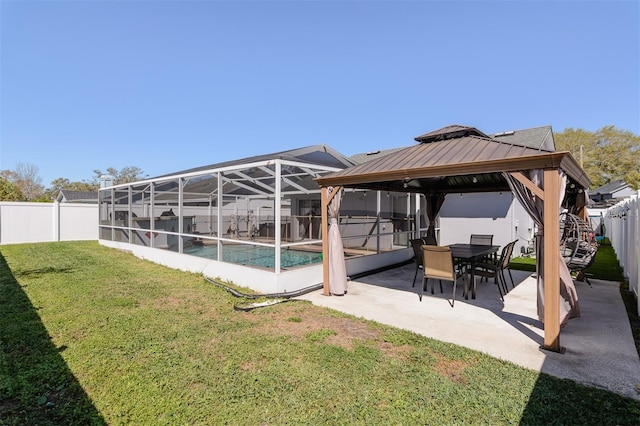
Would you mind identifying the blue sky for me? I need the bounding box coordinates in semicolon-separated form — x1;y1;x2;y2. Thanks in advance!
1;1;638;187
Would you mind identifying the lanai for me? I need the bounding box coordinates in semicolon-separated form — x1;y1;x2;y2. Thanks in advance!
316;125;591;353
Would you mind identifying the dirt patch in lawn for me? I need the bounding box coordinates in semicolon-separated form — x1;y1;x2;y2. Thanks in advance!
249;302;411;359
247;302;472;380
431;353;470;384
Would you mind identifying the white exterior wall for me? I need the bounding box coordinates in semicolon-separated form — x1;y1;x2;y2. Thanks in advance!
0;202;98;245
612;186;636;199
438;192;534;257
99;238;412;294
99;239;325;294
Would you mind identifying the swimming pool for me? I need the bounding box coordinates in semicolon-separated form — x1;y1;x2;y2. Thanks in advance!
182;244;322;269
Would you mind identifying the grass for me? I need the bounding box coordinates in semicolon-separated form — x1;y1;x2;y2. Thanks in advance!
1;241;639;425
509;238;625;281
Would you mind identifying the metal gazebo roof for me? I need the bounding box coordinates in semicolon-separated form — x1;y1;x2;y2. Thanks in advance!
317;125;590;197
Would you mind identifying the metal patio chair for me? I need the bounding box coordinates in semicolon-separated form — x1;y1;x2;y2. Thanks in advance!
410;237;436;287
471;239;518;301
420;245;466;307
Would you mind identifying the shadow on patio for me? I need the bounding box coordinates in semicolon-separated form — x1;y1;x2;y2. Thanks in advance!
299;262;640;400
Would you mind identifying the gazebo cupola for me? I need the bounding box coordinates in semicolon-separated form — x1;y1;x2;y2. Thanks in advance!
414;125;490;143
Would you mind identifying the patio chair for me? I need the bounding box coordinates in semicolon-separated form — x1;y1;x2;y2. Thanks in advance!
470;234;493;246
420;245;466;307
469;233;494;279
410;238;434;287
471;239;518;301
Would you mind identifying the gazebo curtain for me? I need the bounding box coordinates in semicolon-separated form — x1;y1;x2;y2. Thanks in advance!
425;194;446;245
504;170;580;324
328;186;347;295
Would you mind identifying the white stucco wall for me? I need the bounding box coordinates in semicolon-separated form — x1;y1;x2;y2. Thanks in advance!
438;192;534;258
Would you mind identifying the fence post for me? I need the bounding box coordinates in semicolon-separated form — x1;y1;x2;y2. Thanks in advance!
53;201;61;242
634;192;640;313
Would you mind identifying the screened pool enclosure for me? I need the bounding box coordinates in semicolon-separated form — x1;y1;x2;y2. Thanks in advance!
98;145;426;293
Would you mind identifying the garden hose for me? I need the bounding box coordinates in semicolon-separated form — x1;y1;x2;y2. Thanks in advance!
203;277;322;311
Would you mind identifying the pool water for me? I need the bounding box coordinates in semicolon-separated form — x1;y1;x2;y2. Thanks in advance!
183;244;322;269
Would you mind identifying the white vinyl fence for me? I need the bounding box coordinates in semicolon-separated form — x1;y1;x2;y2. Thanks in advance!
604;190;640;311
0;202;98;245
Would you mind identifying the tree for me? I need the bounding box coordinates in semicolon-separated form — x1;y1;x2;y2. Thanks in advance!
0;177;25;201
49;177;97;192
16;162;44;200
554;126;640;190
92;166;147;186
0;163;44;201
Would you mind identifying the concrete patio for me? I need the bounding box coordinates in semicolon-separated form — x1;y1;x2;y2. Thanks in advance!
298;263;640;400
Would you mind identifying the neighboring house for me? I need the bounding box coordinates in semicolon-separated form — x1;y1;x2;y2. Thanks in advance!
590;180;635;206
56;190;99;204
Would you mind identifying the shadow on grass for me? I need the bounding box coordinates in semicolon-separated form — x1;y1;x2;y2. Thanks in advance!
0;251;105;425
515;241;640;423
520;373;640;424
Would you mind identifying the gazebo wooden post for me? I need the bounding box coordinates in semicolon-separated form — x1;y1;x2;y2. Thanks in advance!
577;205;589;221
542;169;562;352
321;186;330;296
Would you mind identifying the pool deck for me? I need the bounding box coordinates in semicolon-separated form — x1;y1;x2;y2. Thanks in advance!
297;263;640;400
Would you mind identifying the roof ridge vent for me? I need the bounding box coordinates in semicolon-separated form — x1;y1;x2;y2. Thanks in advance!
494;131;515;137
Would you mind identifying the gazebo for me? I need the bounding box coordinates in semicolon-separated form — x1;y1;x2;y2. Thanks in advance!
316;125;591;353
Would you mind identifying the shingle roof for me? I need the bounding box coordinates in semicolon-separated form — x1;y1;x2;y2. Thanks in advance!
57;190;98;203
590;180;630;195
153;144;355;179
349;147;409;165
490;125;555;152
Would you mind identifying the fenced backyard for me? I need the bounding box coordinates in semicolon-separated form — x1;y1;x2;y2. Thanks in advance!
1;241;639;424
1;198;638;305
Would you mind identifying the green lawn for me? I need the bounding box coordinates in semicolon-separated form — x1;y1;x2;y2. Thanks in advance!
1;242;639;425
509;238;625;282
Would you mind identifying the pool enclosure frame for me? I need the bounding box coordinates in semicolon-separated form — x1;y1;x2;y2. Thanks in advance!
98;145;423;294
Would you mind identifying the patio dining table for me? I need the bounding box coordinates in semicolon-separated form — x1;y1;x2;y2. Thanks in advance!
448;243;500;299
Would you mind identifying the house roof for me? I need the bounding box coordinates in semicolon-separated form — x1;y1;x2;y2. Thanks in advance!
57;190;98;203
316;124;590;199
489;125;555;152
108;144;355;204
153;144;355;179
590;180;630;195
349;147;409;165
